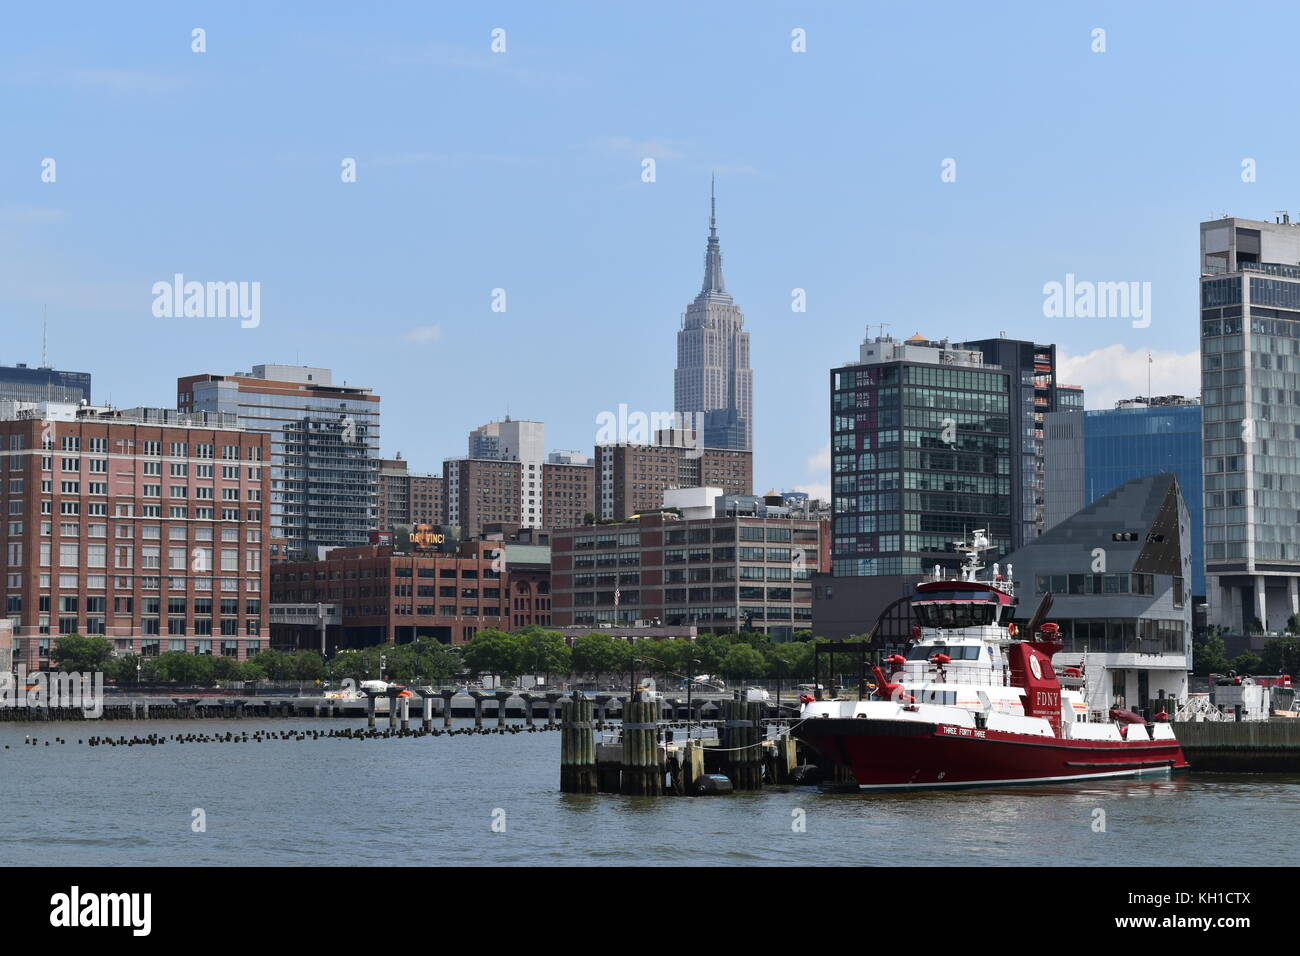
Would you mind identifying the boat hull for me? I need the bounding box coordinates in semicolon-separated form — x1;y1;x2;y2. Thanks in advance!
794;718;1190;790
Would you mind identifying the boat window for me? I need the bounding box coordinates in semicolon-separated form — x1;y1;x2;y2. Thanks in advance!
906;644;981;661
919;690;956;705
914;603;997;628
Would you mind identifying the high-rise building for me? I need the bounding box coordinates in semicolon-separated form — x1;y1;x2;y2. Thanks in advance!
0;401;271;667
1043;396;1204;598
962;337;1078;545
542;451;595;531
177;365;380;560
1199;216;1300;631
377;456;445;530
459;418;545;528
831;333;1015;580
0;363;91;405
674;181;753;452
444;458;522;538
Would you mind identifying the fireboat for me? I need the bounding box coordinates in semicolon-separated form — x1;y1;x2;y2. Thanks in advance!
794;533;1189;789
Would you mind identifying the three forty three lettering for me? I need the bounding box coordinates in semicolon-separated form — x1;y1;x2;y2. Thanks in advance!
49;887;151;937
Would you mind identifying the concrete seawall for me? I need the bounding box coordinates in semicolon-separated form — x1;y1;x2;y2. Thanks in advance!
1175;720;1300;772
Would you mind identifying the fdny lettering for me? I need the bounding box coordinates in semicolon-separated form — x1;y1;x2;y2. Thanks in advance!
1035;691;1060;708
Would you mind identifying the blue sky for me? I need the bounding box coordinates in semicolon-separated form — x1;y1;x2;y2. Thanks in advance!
1;1;1294;497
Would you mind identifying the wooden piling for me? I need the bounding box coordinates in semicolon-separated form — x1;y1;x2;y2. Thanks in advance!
560;697;597;793
619;699;663;796
722;700;763;790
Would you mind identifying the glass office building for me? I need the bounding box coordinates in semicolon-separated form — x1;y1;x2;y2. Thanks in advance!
178;365;380;560
0;364;90;404
1199;217;1300;632
1045;400;1204;598
831;334;1013;579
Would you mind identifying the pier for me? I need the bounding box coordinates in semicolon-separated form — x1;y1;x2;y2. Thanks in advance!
561;695;804;796
1173;720;1300;772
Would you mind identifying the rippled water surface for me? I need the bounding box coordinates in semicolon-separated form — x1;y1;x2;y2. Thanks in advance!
2;718;1295;866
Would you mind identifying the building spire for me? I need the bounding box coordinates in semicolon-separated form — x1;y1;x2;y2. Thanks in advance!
698;175;730;301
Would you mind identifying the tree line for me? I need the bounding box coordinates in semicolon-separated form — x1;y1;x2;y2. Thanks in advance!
44;628;836;686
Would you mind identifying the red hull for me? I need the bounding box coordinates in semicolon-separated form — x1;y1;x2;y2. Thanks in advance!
795;719;1190;789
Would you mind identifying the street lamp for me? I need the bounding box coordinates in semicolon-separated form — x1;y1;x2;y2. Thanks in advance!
686;658;701;739
630;657;641;702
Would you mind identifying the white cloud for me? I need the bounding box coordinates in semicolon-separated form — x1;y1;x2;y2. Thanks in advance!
790;481;830;501
594;136;686;161
1057;345;1200;410
6;67;187;95
785;443;831;502
806;442;830;473
0;206;63;223
404;324;442;344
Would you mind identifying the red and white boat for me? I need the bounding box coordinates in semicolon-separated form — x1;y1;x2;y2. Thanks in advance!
794;534;1189;790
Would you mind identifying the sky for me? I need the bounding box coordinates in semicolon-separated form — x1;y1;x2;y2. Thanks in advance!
1;1;1295;501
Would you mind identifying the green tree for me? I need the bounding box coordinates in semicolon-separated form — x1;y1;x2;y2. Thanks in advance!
691;632;734;674
51;634;112;673
518;629;571;684
210;655;241;681
235;660;265;682
1261;636;1300;675
1230;651;1264;675
326;650;363;682
461;629;525;680
291;651;326;681
409;637;461;682
1193;631;1229;676
569;633;628;678
720;644;767;680
251;648;293;680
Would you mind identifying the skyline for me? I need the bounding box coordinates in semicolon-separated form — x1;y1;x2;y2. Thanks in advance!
8;1;1298;501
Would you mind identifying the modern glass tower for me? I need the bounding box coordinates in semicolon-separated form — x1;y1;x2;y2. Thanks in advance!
178;365;380;560
831;333;1013;579
1044;397;1204;597
1199;216;1300;633
674;180;753;452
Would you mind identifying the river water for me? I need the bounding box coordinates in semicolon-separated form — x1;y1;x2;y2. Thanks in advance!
1;718;1294;867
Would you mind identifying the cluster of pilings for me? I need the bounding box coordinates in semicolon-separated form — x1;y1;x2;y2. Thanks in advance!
5;724;564;750
559;693;801;796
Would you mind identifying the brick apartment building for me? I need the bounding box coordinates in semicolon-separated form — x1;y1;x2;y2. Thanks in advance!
542;458;595;531
270;538;509;647
0;402;271;669
444;457;523;538
378;455;445;531
551;510;827;640
595;443;751;521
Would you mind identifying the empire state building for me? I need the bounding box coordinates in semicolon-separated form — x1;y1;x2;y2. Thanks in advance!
673;181;753;452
